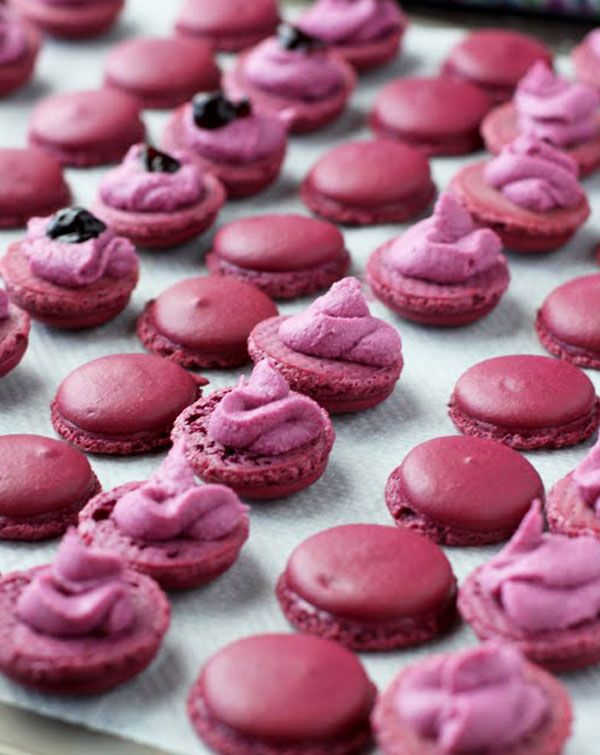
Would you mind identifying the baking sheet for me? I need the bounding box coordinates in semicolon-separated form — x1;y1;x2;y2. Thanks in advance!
2;3;600;753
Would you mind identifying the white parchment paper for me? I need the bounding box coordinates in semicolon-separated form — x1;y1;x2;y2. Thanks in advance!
1;3;600;753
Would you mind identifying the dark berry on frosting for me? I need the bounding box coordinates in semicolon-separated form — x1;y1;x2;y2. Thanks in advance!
234;98;252;119
141;145;181;174
46;207;107;244
192;92;253;130
277;23;325;52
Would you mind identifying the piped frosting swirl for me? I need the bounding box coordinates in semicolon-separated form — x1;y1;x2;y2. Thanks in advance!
298;0;403;45
0;288;8;320
573;436;600;515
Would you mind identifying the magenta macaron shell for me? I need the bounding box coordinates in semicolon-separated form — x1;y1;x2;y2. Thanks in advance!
301;140;435;226
8;0;124;39
0;19;40;97
546;472;600;540
51;353;204;455
276;524;457;651
28;89;145;168
0;303;30;377
449;354;600;450
450;161;590;253
137;276;279;369
187;633;376;755
385;436;544;546
175;0;280;52
104;36;221;110
0;434;100;541
536;274;600;369
370;76;493;156
327;27;405;73
205;214;351;300
481;102;600;178
78;482;249;590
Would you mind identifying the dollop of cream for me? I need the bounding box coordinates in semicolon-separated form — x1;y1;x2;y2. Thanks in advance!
298;0;403;45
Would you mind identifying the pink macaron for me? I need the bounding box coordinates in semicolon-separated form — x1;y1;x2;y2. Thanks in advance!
104;36;221;110
188;633;376;755
276;523;457;651
442;29;553;103
449;354;600;451
137;276;278;369
573;28;600;91
93;144;226;249
386;435;544;546
301;139;435;227
367;192;510;327
175;0;280;52
370;76;492;155
0;8;41;97
51;353;204;456
28;89;145;167
172;360;335;500
206;214;351;299
0;288;30;377
8;0;124;39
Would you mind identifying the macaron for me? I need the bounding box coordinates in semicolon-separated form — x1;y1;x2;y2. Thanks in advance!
0;293;30;377
8;0;124;39
28;89;145;167
536;274;600;369
206;214;351;299
386;436;544;546
175;0;280;52
0;8;41;97
51;353;204;455
187;633;376;755
301;140;435;226
137;276;279;369
276;524;457;651
449;354;600;451
0;434;101;541
369;76;492;156
0;148;71;229
104;36;221;110
442;29;553;103
573;28;600;91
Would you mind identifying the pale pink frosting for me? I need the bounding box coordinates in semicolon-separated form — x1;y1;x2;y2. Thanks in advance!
396;642;548;753
484;134;584;212
243;37;345;102
515;62;599;147
208;360;326;455
476;501;600;633
183;108;287;164
23;214;138;289
298;0;403;45
387;193;504;284
279;277;402;368
99;144;206;213
0;288;8;320
585;28;600;57
573;436;600;515
112;440;249;542
16;530;135;639
39;0;110;5
0;9;29;66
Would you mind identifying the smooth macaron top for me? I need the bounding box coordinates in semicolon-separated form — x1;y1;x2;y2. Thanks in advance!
539;274;600;352
306;140;432;207
200;633;375;742
285;524;455;622
452;354;597;429
396;436;544;532
0;434;95;519
213;214;346;273
372;76;491;140
177;0;279;35
149;276;278;354
55;353;200;435
445;30;552;88
104;36;220;100
0;148;68;217
29;89;143;148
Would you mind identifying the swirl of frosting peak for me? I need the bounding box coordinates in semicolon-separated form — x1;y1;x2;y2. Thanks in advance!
208;360;326;455
279;277;402;367
515;62;599;147
388;193;503;284
16;530;135;638
99;144;206;213
396;642;548;753
0;288;8;320
476;501;600;633
112;439;249;541
573;436;600;515
298;0;403;45
23;214;138;289
0;9;29;66
484;134;583;212
243;37;345;102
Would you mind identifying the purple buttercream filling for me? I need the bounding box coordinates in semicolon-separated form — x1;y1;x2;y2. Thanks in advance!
298;0;403;45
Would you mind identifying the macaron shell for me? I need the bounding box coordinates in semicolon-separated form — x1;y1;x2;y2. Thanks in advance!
0;304;30;377
0;21;40;97
176;0;280;39
546;472;600;540
329;27;404;73
8;0;124;39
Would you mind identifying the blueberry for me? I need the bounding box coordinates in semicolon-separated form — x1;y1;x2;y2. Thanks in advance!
141;145;181;174
46;207;107;244
277;23;324;52
193;91;237;130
